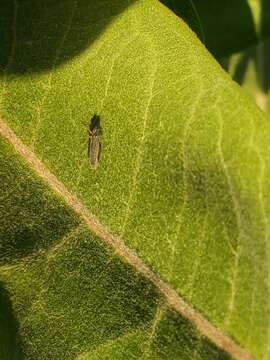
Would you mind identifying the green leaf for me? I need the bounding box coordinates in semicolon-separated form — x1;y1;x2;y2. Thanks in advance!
161;0;270;58
158;0;205;43
0;138;232;360
0;0;270;359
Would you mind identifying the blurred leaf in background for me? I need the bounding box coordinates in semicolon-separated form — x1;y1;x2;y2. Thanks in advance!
161;0;270;111
221;0;270;114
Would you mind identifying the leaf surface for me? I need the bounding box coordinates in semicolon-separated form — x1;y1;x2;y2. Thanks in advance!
0;0;270;359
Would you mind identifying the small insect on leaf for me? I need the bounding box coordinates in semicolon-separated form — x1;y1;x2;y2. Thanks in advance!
88;114;102;170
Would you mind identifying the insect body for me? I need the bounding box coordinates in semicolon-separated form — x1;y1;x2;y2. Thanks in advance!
88;114;102;170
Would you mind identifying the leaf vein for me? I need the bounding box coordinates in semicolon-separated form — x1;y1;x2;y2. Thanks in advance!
216;108;244;328
0;118;253;360
120;36;158;237
30;0;78;148
169;83;204;276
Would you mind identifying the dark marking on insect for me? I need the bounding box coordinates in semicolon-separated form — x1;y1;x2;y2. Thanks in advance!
88;114;102;170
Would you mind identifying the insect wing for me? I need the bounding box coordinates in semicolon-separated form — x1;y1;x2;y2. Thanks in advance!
88;131;101;169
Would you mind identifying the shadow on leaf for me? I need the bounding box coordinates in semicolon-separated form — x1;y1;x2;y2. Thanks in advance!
0;0;135;74
0;139;80;265
0;282;24;360
159;0;205;42
151;308;231;360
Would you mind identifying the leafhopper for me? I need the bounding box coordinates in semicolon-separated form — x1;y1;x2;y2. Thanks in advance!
88;114;102;169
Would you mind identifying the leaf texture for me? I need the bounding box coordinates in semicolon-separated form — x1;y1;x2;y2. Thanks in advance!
0;0;270;359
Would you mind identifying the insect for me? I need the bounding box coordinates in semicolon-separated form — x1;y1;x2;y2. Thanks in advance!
88;114;102;169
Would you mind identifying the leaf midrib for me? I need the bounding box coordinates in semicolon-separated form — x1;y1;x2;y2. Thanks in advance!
0;117;254;360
